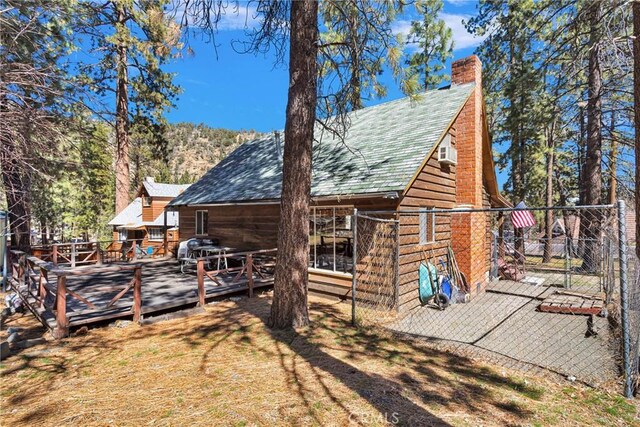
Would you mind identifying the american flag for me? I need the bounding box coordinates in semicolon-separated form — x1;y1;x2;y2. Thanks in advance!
511;201;536;229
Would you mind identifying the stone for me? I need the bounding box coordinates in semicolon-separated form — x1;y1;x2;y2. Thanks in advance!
0;341;9;360
115;320;133;328
7;332;20;343
13;338;46;350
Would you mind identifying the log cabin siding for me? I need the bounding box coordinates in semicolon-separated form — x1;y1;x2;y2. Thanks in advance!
396;126;457;313
179;204;280;250
177;197;397;299
142;196;173;222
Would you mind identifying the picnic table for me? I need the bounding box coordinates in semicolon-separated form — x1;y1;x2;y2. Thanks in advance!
193;245;235;271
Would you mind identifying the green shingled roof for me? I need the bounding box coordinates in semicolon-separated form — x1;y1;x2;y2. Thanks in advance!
169;83;474;207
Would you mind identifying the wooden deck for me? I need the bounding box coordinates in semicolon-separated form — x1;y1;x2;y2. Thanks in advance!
9;257;274;334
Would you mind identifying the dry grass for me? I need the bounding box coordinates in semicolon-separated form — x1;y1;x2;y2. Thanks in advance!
1;292;638;426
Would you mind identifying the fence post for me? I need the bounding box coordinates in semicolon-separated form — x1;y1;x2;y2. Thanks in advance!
52;244;58;267
22;255;28;289
351;208;358;326
54;275;68;339
617;199;632;398
39;267;48;308
133;266;142;323
247;253;254;298
71;243;76;268
197;259;205;306
96;241;102;265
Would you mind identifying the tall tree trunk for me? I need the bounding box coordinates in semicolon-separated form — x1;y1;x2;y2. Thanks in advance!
581;0;603;272
269;0;318;329
114;4;130;215
607;110;617;204
1;144;31;249
555;169;576;257
634;0;640;258
543;119;556;264
507;17;526;264
347;6;362;110
578;103;586;207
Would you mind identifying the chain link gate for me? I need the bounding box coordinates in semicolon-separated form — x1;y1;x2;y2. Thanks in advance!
351;211;400;327
351;202;637;396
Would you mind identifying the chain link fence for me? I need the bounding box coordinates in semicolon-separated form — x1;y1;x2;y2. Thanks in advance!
352;203;637;396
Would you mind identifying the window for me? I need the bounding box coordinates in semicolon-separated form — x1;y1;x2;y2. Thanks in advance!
309;207;354;273
142;197;151;207
118;228;127;241
196;210;208;236
148;227;163;241
419;207;435;245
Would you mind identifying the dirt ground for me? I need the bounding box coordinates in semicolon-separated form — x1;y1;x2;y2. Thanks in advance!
1;292;638;426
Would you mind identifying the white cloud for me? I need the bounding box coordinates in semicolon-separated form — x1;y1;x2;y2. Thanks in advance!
445;0;475;7
171;3;259;31
216;5;259;31
392;13;486;52
441;13;486;50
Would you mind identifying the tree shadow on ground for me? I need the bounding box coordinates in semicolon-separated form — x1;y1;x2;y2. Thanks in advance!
1;293;544;425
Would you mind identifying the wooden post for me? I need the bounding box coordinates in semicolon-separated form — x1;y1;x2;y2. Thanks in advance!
133;266;142;322
71;243;76;268
163;209;168;258
497;213;506;259
39;267;48;308
22;255;27;288
132;240;137;261
52;244;58;267
55;275;68;339
247;253;254;298
197;259;205;306
96;241;103;265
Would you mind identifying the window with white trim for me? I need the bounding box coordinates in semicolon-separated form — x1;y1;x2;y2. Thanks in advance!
118;228;127;241
142;197;151;207
419;207;435;245
309;207;354;273
148;227;163;241
195;210;208;236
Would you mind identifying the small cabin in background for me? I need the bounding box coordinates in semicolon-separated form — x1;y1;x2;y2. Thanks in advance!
108;177;190;256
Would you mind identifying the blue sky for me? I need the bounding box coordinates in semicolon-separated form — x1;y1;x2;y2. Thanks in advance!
164;0;507;188
166;0;483;132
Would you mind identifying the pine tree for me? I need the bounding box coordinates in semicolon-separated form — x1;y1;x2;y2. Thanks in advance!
405;0;453;90
75;0;182;215
0;0;76;247
182;0;416;328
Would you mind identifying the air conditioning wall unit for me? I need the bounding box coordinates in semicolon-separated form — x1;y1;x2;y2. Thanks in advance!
437;134;457;165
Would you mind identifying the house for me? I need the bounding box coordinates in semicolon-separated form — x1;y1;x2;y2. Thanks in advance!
167;55;509;310
109;177;190;255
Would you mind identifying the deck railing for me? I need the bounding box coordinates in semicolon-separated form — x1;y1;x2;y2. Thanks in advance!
30;239;178;267
195;248;277;305
8;249;142;338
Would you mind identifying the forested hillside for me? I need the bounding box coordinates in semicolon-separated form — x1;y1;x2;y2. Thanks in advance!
133;123;260;185
22;123;257;241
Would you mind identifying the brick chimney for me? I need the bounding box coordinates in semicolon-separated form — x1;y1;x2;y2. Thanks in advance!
450;55;489;295
451;55;483;208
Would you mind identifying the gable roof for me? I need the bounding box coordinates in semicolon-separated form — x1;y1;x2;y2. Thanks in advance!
108;197;179;228
140;181;190;198
169;83;475;207
109;198;142;226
